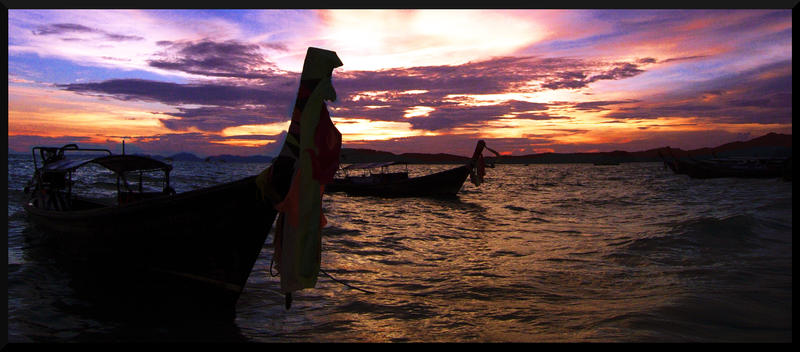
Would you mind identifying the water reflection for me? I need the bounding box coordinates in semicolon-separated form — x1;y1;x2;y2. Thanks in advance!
8;158;792;342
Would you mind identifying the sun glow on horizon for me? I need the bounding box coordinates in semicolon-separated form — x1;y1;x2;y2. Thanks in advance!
318;10;550;70
219;122;291;137
332;117;438;141
8;85;172;138
7;10;792;156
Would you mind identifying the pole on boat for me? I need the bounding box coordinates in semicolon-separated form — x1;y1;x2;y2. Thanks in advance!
256;47;343;310
469;140;500;186
470;140;486;165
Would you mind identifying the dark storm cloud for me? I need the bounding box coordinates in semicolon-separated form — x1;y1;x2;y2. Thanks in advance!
148;39;280;79
32;23;143;41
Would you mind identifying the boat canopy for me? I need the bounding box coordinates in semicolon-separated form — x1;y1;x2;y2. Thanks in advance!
42;158;101;173
43;154;172;174
341;161;404;170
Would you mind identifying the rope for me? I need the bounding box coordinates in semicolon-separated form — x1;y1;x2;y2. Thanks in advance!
320;269;375;295
269;258;374;295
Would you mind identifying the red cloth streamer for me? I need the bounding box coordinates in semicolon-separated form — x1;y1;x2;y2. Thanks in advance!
309;102;342;185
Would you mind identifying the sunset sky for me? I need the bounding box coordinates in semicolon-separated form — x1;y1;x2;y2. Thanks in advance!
7;9;792;157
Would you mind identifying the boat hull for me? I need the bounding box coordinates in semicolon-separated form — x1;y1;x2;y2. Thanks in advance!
326;165;471;197
672;159;785;179
24;175;275;318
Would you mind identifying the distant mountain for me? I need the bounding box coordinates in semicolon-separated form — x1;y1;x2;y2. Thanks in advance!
149;152;273;163
634;132;792;160
203;154;273;163
340;133;792;165
9;133;789;165
339;148;470;164
339;148;398;163
164;152;204;162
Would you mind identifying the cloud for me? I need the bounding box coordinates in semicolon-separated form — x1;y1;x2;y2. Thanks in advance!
58;77;300;132
32;22;144;41
604;60;792;124
60;78;293;106
58;51;650;134
49;36;789;150
332;55;649;130
129;132;285;157
659;55;709;63
160;106;282;132
147;39;281;79
569;100;640;112
541;62;645;90
8;134;98;153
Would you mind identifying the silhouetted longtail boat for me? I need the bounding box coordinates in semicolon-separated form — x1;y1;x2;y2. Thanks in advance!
658;147;789;179
325;140;499;197
22;47;344;318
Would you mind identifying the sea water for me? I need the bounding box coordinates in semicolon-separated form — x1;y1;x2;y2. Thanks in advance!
6;154;792;342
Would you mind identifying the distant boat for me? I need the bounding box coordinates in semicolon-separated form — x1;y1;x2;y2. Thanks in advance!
659;148;789;179
326;140;495;197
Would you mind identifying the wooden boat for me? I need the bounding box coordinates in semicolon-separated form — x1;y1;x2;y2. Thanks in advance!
23;144;275;318
659;148;789;179
325;161;471;197
325;140;494;197
21;47;343;318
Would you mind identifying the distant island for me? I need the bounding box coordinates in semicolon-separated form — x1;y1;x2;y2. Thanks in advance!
154;153;273;163
339;132;792;165
8;132;790;165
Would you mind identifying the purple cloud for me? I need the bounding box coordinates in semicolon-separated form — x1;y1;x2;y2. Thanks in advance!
55;40;788;138
32;23;143;41
542;62;645;90
604;60;791;124
60;78;295;106
148;39;280;79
